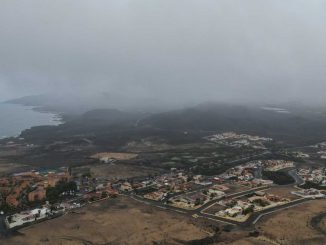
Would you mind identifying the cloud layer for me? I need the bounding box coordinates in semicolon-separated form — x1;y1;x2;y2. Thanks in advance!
1;0;326;106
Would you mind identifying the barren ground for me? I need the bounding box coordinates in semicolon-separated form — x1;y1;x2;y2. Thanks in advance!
266;186;300;201
75;163;161;180
3;183;325;245
4;196;210;245
254;199;326;245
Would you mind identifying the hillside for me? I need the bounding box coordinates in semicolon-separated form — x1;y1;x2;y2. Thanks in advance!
18;103;326;147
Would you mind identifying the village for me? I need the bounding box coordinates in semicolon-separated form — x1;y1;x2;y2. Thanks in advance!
1;133;326;231
204;132;273;149
130;158;325;224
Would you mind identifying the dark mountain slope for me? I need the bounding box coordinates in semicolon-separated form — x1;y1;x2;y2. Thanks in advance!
141;103;326;145
19;103;326;147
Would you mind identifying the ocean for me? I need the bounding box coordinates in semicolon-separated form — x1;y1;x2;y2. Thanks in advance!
0;103;61;139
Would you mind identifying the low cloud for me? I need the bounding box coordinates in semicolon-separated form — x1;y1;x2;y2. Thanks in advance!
1;0;326;106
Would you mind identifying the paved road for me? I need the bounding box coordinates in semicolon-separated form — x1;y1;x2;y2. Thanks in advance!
128;185;272;226
128;181;314;228
133;151;271;201
249;198;311;225
288;169;304;185
200;197;311;227
223;186;270;199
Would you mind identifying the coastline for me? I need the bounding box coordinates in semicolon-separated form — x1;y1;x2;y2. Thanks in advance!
0;103;64;140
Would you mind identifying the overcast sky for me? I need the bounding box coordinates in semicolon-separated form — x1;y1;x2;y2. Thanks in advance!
1;0;326;106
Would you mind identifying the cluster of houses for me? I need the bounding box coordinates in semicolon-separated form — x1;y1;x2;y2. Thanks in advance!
219;161;273;187
204;132;272;149
292;151;310;159
2;167;126;230
83;182;118;201
0;168;71;208
132;163;277;211
221;161;259;181
262;160;294;171
169;184;228;209
303;141;326;159
5;206;51;229
217;191;289;221
118;171;231;209
5;199;84;229
317;151;326;159
312;142;326;149
234;179;274;188
297;168;326;185
129;172;200;201
291;188;325;199
122;171;192;193
69;168;121;202
217;200;254;221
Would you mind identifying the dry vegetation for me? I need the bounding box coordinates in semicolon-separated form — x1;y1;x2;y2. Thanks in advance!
227;239;272;245
0;147;27;174
224;183;251;193
266;186;300;201
4;196;209;245
75;163;160;179
254;199;326;245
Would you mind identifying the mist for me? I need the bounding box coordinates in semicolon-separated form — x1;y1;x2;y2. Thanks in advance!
1;0;326;108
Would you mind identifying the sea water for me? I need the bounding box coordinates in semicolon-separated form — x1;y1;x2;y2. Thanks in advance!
0;103;61;139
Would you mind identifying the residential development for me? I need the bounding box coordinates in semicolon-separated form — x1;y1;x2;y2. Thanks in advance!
1;132;325;235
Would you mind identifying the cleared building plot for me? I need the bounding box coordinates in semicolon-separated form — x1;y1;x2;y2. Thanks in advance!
223;183;252;194
90;152;138;162
267;186;303;201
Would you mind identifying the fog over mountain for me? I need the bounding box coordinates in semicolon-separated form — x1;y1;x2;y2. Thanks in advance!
1;0;326;108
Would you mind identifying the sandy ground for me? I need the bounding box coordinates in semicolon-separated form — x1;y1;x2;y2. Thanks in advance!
224;183;251;194
254;199;326;245
5;193;324;245
266;186;299;201
216;200;326;245
4;196;209;245
227;238;273;245
213;230;274;245
204;203;227;215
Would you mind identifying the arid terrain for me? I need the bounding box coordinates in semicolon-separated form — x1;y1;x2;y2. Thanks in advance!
4;196;211;245
253;199;326;245
7;194;300;245
8;195;326;245
74;163;161;180
264;186;299;201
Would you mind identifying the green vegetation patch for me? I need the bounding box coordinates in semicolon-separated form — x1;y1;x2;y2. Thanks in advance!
263;171;294;185
46;181;77;203
300;181;326;190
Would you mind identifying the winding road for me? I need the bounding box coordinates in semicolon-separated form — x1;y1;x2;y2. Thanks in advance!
287;169;304;185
